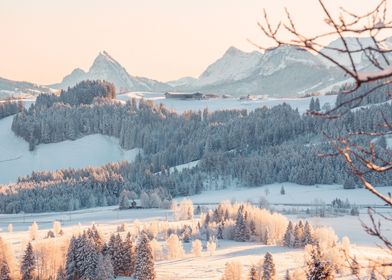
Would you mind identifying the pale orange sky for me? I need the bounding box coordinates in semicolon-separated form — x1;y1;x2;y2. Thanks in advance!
0;0;382;85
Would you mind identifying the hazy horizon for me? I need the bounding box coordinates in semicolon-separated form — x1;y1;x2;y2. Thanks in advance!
0;0;380;85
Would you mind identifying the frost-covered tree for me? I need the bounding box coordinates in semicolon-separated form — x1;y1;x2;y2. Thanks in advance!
173;199;194;221
294;221;305;248
119;190;131;209
234;206;249;242
95;254;114;280
283;221;295;247
221;261;242;280
306;244;334;280
191;240;202;257
166;234;184;259
263;252;276;280
107;233;123;276
134;233;156;280
20;242;35;280
65;236;77;280
303;221;314;246
121;232;135;276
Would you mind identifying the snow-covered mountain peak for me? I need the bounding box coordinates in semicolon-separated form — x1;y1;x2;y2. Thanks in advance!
53;51;170;92
197;47;262;85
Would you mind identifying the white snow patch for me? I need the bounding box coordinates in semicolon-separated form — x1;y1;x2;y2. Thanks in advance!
0;116;140;184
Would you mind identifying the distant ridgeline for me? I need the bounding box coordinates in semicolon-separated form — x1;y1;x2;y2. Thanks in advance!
2;80;392;213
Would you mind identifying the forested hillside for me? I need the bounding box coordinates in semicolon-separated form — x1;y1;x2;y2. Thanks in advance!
2;80;392;213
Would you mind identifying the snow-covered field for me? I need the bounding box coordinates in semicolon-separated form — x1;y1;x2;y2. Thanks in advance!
0;115;140;184
117;92;337;114
187;183;392;206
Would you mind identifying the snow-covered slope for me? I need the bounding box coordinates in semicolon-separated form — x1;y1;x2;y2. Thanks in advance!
52;51;171;93
197;47;263;86
172;45;344;97
320;36;392;71
0;77;53;100
0;115;140;184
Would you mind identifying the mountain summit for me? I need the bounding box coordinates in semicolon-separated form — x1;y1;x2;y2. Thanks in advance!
52;51;170;93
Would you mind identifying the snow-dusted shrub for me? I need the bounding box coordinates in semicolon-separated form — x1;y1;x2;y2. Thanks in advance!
207;239;217;256
191;239;202;257
53;221;61;236
313;227;338;248
150;238;163;261
221;261;242;280
166;234;184;259
29;222;39;241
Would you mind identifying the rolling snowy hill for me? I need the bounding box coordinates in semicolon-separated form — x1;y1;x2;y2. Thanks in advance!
0;77;53;100
0;115;140;184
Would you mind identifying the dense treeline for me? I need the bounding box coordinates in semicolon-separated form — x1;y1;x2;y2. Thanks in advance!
3;80;392;213
0;100;24;119
335;78;392;109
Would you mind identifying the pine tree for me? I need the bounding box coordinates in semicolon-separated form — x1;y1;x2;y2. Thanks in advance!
108;233;123;276
294;222;304;248
76;235;99;279
249;265;260;280
65;236;78;280
309;98;315;111
121;232;135;276
280;185;286;195
283;221;295;247
95;254;114;280
234;205;249;242
304;221;313;245
0;262;10;280
314;98;321;112
134;233;156;280
306;244;334;280
20;242;35;280
263;252;276;280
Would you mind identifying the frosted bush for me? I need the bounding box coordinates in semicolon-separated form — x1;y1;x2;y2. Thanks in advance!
191;239;202;257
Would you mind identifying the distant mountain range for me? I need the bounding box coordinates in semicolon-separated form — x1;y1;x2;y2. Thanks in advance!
0;77;52;99
1;36;391;99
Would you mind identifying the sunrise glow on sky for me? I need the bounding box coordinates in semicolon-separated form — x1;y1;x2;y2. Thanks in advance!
0;0;381;84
